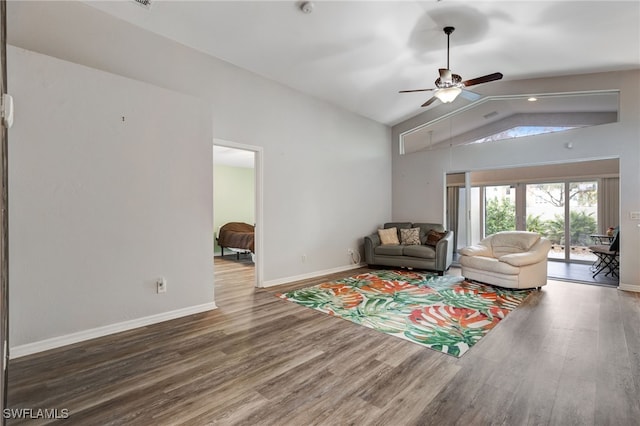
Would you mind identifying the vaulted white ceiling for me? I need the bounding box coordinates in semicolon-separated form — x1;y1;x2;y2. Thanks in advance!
84;1;640;126
13;1;640;126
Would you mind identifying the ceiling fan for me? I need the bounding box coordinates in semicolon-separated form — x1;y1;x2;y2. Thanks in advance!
400;26;503;107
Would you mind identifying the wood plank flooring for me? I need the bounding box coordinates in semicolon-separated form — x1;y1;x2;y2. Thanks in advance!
546;261;619;287
7;256;640;425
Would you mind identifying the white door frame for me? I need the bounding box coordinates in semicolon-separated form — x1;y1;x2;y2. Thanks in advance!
213;138;264;288
0;0;8;413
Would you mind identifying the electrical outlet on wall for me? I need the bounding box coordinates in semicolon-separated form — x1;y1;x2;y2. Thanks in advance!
348;248;360;265
156;277;167;294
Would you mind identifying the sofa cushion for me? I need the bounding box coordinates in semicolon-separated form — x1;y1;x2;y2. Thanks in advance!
378;227;400;245
425;230;448;247
413;223;445;245
375;245;405;256
400;227;421;245
384;222;412;242
491;231;540;257
403;244;436;259
459;255;520;275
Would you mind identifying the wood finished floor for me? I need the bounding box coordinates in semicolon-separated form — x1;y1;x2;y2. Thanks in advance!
7;256;640;425
546;261;619;287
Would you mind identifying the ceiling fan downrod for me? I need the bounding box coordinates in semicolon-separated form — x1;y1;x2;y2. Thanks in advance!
443;26;455;70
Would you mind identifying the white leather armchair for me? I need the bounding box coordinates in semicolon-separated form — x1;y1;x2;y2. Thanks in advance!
458;231;551;289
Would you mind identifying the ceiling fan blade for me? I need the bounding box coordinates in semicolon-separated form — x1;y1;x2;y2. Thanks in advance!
421;97;438;107
460;89;482;102
462;72;503;87
399;88;435;93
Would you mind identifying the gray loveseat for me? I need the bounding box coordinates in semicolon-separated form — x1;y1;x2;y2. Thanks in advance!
364;222;454;275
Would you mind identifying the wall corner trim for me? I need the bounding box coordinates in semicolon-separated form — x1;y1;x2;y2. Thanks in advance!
9;302;217;359
618;283;640;293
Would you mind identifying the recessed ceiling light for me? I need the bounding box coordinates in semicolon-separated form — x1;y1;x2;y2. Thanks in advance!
300;1;314;14
528;97;538;102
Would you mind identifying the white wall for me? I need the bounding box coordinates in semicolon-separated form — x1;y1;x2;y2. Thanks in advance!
392;70;640;291
8;1;392;285
8;46;214;349
7;2;392;350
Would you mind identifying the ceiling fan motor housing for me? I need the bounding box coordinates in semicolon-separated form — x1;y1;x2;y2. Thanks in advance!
436;73;463;88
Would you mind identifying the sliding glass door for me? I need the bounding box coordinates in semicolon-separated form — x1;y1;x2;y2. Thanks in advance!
465;180;599;263
526;183;565;259
525;181;597;262
447;162;617;266
568;181;597;261
484;185;516;236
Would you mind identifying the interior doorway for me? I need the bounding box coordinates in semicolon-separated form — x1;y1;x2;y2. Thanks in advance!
212;139;263;288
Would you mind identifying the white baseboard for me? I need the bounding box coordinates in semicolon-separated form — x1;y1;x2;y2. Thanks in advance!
261;263;366;288
618;283;640;292
10;302;217;359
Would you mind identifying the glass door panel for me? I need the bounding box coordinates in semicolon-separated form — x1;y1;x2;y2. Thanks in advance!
470;186;481;244
454;187;466;252
569;181;598;261
526;183;565;259
484;185;515;237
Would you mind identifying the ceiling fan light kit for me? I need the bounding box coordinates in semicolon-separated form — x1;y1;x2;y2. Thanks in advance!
400;26;503;107
434;86;462;103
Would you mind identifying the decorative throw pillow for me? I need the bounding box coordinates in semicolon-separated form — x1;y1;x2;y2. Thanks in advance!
426;230;448;247
400;227;421;245
378;227;400;245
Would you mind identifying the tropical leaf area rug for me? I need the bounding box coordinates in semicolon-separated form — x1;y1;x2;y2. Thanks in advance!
276;270;532;357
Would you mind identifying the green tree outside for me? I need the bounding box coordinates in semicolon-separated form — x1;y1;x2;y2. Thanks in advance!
485;202;596;246
484;182;597;248
543;211;597;246
485;197;516;236
525;214;545;234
